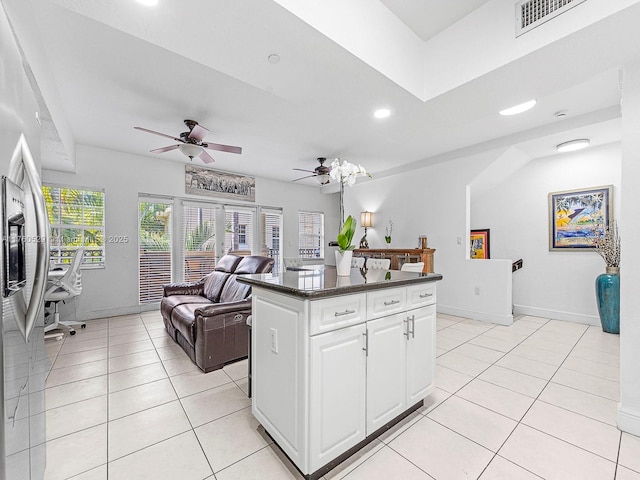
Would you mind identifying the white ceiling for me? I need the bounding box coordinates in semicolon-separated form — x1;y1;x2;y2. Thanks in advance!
379;0;491;41
11;0;639;185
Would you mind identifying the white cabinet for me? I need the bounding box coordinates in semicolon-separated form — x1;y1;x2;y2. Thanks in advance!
309;323;367;471
366;313;407;432
366;305;435;433
251;281;437;478
406;305;436;405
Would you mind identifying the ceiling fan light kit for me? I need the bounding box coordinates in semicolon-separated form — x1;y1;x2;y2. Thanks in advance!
134;119;242;164
179;143;202;159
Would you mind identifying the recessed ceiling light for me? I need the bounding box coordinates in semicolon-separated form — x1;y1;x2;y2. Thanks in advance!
556;139;590;153
136;0;158;6
267;54;280;64
499;99;536;116
374;108;391;119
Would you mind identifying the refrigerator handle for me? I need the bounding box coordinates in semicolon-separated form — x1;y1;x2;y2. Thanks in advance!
8;135;50;342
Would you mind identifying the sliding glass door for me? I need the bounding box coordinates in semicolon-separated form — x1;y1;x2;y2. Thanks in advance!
139;197;173;304
182;202;220;283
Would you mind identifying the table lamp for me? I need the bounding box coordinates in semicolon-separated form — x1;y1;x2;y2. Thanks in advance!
359;211;373;249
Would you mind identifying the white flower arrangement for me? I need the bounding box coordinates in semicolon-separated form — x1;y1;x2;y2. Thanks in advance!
330;158;371;227
329;158;370;186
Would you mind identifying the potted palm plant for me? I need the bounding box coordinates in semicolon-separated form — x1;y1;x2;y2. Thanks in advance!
591;220;620;334
335;215;356;276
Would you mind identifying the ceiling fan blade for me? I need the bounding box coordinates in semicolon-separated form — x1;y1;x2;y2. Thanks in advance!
134;126;182;142
199;150;215;163
150;145;180;153
189;124;210;141
292;168;315;173
203;142;242;154
292;174;316;182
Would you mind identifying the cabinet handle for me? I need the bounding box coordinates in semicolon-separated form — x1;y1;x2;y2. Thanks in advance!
383;300;400;306
411;314;416;339
419;293;433;299
362;331;368;356
334;309;356;317
403;318;410;338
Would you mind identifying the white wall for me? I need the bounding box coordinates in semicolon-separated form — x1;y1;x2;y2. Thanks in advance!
42;145;339;320
343;149;514;324
344;142;622;326
473;143;622;324
618;60;640;436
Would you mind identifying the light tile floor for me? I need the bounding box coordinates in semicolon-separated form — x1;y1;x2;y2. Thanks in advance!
42;311;640;480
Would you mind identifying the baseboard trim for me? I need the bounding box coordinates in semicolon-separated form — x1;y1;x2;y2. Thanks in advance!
618;404;640;436
75;303;160;322
437;304;513;326
512;304;598;325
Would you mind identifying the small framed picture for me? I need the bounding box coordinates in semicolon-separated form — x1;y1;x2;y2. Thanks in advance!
549;185;612;250
470;229;490;259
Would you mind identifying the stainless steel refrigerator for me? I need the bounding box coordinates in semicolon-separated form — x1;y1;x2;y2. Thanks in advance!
1;135;49;479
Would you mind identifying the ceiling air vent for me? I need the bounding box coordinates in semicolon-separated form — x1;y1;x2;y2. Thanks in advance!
516;0;586;37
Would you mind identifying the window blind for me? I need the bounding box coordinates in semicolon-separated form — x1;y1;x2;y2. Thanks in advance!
43;185;105;267
260;208;283;274
183;203;218;283
224;207;255;256
298;211;324;258
139;199;173;304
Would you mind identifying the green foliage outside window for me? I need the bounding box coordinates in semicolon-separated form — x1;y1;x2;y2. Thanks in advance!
139;202;171;251
43;185;105;266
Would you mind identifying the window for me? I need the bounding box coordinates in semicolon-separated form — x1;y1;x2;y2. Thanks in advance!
298;211;324;258
43;185;105;267
139;199;172;304
260;207;283;274
237;224;247;245
224;207;254;255
183;203;218;283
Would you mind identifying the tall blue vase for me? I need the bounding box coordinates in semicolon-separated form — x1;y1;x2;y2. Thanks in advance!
596;267;620;334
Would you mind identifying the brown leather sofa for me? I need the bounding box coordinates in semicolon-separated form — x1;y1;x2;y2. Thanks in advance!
161;254;274;372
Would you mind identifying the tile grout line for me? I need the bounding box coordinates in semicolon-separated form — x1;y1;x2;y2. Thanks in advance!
482;322;623;477
382;316;551;478
143;312;218;479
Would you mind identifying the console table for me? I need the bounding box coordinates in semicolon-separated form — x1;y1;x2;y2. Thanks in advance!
354;248;435;273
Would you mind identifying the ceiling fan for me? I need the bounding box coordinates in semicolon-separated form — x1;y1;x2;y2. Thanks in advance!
292;157;331;185
134;119;242;163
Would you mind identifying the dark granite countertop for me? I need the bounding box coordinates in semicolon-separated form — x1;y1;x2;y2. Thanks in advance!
236;266;443;299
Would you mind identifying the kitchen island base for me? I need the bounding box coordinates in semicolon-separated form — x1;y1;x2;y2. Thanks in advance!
238;267;442;478
265;399;424;480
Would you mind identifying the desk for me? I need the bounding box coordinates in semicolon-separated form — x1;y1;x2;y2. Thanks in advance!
354;248;435;273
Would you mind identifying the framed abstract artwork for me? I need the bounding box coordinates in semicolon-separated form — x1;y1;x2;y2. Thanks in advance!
470;229;490;259
549;185;612;250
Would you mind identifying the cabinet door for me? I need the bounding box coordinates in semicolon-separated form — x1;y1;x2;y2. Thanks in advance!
406;304;436;405
309;323;367;472
366;313;407;433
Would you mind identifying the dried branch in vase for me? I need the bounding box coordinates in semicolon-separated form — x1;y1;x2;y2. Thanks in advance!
590;221;621;267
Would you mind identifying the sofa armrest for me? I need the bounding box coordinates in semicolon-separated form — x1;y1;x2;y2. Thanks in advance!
195;298;251;318
163;280;205;297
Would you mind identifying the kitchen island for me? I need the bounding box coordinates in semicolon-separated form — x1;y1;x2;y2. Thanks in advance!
237;266;442;479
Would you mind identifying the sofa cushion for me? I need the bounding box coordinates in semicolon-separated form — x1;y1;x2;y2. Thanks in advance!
214;254;243;273
203;272;231;302
161;294;211;321
218;276;251;304
171;303;212;346
234;255;275;274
